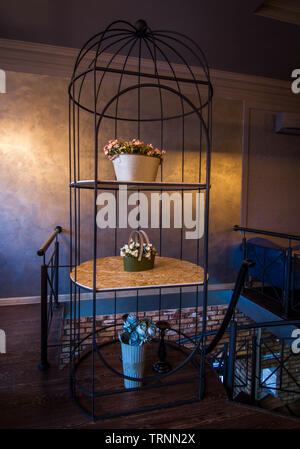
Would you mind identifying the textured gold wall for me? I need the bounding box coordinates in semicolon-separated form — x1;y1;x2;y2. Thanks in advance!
0;71;70;297
0;70;243;298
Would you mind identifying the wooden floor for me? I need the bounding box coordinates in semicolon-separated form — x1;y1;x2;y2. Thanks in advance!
1;304;300;429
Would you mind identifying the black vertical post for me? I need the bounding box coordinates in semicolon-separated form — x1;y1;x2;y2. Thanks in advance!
242;236;247;260
250;335;257;403
226;320;237;400
284;246;292;318
54;240;59;309
222;342;229;387
153;321;171;374
242;236;249;287
38;264;50;371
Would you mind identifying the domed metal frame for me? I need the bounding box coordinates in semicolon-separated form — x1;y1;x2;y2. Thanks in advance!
68;19;213;421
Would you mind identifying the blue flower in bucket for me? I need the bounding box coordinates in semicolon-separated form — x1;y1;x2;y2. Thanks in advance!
119;314;157;388
119;314;157;346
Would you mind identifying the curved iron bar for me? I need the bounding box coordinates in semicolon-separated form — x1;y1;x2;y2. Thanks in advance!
205;259;255;354
74;30;134;76
146;30;187;110
141;30;164;183
74;34;138;116
72;24;210;89
136;33;142;138
69;23;212;124
72;339;201;399
95;83;210;155
69;71;210;122
69;28;212;119
74;21;207;107
70;22;211;115
71;21;137;77
71;26;136;173
145;29;186;183
95;329;201;385
146;33;204;111
77;32;136;91
94;36;138;104
154;30;210;80
113;37;140;137
146;31;213;109
72;31;136;138
69;322;201;391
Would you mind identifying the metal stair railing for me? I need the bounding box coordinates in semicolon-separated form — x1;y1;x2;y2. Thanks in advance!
233;225;300;317
37;225;62;371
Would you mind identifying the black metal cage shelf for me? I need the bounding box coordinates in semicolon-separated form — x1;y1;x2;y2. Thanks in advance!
70;180;208;191
68;18;212;420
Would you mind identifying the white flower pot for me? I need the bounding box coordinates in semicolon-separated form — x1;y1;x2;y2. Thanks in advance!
112;154;160;182
121;340;146;388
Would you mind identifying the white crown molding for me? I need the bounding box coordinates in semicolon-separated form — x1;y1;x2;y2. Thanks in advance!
0;38;298;108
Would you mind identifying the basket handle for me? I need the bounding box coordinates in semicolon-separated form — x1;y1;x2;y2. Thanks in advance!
128;230;151;261
138;230;150;246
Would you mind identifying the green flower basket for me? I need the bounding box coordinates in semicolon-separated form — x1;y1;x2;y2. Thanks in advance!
121;230;156;272
123;253;155;272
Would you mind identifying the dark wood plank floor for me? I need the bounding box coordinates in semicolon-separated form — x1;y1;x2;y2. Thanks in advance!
1;304;300;429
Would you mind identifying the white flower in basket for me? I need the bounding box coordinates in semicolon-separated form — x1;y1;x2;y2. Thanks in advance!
120;230;157;272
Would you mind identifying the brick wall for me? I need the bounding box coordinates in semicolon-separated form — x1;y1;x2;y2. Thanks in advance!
59;304;300;405
232;331;300;405
259;336;300;404
59;304;255;368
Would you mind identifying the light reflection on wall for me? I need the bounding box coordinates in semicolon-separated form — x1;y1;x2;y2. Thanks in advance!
0;71;243;298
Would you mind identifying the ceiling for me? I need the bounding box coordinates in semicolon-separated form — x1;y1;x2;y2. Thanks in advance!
0;0;299;80
255;0;300;26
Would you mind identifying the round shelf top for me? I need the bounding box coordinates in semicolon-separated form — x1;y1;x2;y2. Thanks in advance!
70;256;205;292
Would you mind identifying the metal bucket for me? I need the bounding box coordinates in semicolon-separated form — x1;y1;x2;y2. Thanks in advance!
121;340;146;388
112;154;160;182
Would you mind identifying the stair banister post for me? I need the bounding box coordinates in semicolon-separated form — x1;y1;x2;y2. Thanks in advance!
38;264;50;371
226;320;237;400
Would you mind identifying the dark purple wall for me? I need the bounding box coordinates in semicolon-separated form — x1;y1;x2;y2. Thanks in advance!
0;0;299;80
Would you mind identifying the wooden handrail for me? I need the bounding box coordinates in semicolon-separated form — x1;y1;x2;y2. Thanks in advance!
37;226;62;256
